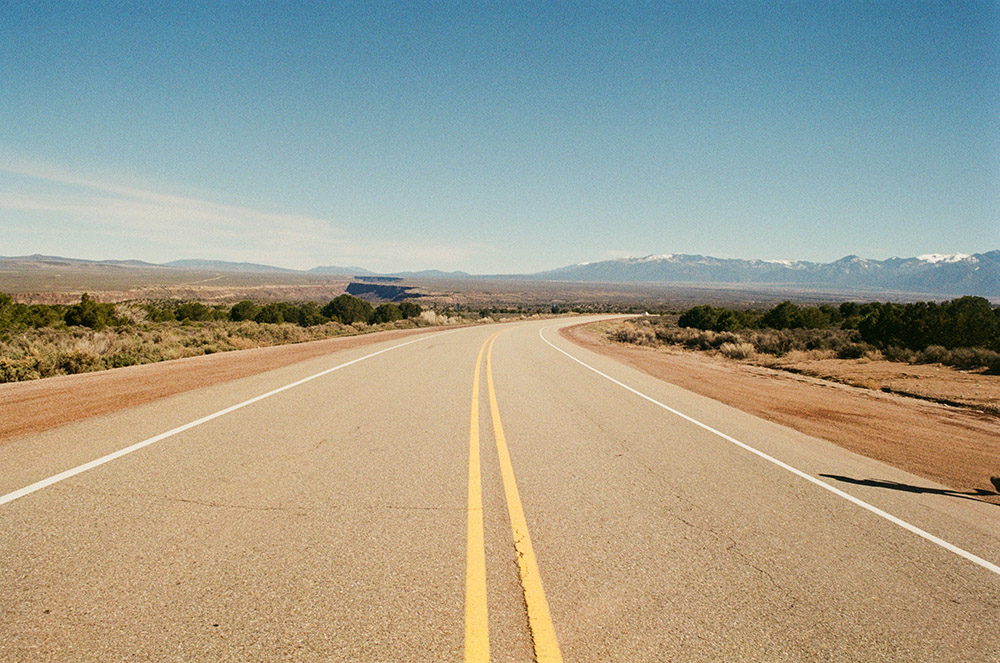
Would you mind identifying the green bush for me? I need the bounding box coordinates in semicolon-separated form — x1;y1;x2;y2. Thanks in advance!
56;350;103;374
322;294;373;324
64;294;117;330
254;303;285;324
174;301;216;321
229;300;260;322
372;303;403;324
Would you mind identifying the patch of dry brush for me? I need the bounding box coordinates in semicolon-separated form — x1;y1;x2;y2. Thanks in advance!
0;318;430;383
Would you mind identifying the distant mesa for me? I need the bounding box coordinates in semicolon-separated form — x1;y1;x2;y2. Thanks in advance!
354;275;403;283
345;282;421;302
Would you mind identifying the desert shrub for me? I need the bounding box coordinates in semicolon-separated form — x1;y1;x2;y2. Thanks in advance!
107;352;142;368
916;345;950;364
683;330;717;350
56;350;103;374
719;342;755;359
0;356;41;382
837;343;871;359
714;331;741;346
947;347;1000;370
612;323;656;346
881;345;915;363
749;329;804;356
419;309;458;325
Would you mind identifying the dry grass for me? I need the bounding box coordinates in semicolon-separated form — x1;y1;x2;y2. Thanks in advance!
0;317;438;383
603;319;1000;416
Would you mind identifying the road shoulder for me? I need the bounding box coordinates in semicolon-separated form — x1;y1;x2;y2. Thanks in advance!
0;326;443;444
560;322;1000;504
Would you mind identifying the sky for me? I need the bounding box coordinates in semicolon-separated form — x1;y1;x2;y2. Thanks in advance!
1;1;998;273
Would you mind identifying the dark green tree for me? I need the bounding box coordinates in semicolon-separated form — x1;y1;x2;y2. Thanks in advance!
372;303;403;324
0;293;13;330
677;305;719;330
322;294;373;324
297;301;328;326
254;303;284;324
230;300;260;322
399;301;421;319
761;301;802;329
64;293;115;330
174;301;214;321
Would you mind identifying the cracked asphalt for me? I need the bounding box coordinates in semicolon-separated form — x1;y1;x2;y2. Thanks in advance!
1;316;998;661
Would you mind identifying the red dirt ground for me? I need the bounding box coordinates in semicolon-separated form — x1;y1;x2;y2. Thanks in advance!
0;327;437;443
562;323;1000;505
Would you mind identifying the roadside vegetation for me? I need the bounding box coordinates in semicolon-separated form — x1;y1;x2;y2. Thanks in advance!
0;292;437;383
609;297;1000;374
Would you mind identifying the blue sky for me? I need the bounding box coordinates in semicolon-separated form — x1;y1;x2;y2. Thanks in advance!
1;1;997;273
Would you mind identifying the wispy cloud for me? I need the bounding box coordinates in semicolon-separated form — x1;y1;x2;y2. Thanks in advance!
0;155;339;239
0;155;491;270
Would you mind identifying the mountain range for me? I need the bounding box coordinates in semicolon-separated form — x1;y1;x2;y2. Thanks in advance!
2;252;998;297
532;252;1000;297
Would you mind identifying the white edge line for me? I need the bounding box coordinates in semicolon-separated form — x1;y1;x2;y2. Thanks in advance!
539;326;1000;578
0;327;464;507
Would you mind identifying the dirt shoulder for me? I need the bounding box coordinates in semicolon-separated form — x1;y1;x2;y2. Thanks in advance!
0;326;442;444
562;323;1000;505
762;355;1000;415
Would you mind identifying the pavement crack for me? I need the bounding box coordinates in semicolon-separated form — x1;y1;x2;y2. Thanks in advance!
657;498;797;612
64;482;308;514
156;495;304;513
379;503;464;511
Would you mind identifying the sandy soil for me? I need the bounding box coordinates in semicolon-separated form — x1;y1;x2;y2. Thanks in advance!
562;323;1000;505
0;326;439;443
763;355;1000;414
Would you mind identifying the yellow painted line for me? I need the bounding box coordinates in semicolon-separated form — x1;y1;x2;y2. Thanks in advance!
486;334;563;663
465;333;498;662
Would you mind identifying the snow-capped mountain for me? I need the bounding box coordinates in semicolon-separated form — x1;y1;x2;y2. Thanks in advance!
534;251;1000;296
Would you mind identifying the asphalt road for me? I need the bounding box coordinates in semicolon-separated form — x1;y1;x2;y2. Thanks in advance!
1;317;998;661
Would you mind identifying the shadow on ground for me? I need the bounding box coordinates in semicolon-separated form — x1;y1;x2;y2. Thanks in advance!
820;474;1000;507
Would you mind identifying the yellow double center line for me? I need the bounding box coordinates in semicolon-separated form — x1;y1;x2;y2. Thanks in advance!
465;331;563;663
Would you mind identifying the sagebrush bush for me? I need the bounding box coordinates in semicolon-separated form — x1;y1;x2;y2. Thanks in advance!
837;343;871;360
916;345;950;364
719;342;755;359
881;345;915;363
947;347;1000;370
0;316;439;384
749;330;806;356
612;323;656;346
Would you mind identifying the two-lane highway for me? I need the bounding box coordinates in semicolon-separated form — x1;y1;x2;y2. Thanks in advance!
2;317;998;661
